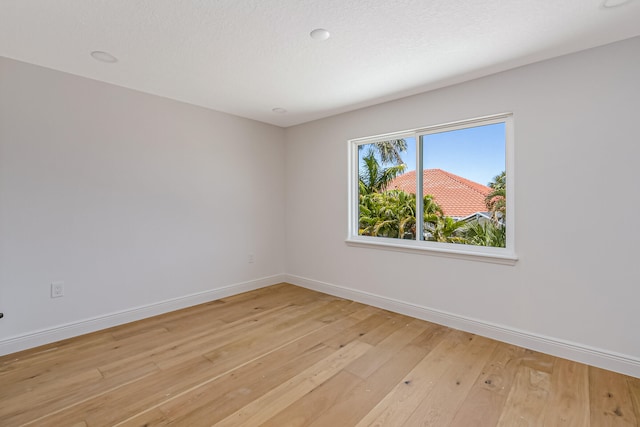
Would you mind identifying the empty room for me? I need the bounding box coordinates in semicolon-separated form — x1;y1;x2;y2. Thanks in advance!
1;1;639;425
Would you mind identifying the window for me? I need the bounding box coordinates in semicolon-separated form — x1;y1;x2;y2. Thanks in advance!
347;113;516;263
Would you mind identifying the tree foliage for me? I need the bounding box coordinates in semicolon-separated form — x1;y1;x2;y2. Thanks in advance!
358;139;408;166
426;216;467;244
358;149;406;195
461;221;506;247
485;171;506;223
359;190;443;239
373;139;407;165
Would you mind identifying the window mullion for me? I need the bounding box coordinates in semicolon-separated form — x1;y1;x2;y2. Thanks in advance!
415;133;423;241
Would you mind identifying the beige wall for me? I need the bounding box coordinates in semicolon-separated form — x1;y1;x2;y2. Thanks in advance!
284;37;640;375
0;57;286;352
2;36;639;376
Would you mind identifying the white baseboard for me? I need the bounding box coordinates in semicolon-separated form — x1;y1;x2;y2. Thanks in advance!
285;274;640;378
0;274;286;357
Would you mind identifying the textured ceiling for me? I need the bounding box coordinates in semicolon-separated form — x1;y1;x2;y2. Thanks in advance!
1;0;639;127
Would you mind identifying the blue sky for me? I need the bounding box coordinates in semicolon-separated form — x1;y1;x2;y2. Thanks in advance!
397;122;505;186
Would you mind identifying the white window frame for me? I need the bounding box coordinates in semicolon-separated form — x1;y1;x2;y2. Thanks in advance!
347;113;517;265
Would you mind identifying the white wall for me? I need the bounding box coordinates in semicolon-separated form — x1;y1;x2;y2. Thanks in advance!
284;37;640;375
2;37;639;376
0;57;286;353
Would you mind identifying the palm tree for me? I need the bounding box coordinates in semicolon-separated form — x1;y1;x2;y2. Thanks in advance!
358;139;408;166
358;149;406;195
427;216;466;243
485;171;506;223
373;139;407;165
462;221;506;247
358;150;450;240
375;190;416;238
358;192;382;236
359;191;446;240
422;194;443;224
358;151;409;238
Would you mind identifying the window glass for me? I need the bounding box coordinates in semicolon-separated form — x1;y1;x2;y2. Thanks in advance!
357;137;416;239
419;123;506;247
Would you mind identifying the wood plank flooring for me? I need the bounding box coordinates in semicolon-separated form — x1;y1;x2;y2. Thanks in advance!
1;283;639;426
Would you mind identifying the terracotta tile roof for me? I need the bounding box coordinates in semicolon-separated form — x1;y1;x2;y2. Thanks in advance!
386;169;491;217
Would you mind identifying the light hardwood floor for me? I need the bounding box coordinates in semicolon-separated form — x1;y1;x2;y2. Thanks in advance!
1;283;639;426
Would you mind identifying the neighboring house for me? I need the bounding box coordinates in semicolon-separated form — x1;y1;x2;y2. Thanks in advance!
457;211;496;225
386;168;492;220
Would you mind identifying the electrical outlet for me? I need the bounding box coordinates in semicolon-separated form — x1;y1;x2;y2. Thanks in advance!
51;282;64;298
248;253;255;263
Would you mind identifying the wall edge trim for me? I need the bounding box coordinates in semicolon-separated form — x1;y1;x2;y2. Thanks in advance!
285;274;640;378
0;274;287;357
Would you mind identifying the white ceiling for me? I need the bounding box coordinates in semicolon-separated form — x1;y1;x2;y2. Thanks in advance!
1;0;639;127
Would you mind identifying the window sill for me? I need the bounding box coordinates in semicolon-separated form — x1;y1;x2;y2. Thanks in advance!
345;236;518;265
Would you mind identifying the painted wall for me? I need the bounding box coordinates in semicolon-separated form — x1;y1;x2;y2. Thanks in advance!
284;37;640;368
0;57;286;351
2;37;639;374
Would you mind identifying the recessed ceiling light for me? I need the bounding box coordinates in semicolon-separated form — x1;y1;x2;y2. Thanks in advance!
602;0;634;8
272;107;287;114
90;51;118;63
310;28;330;41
